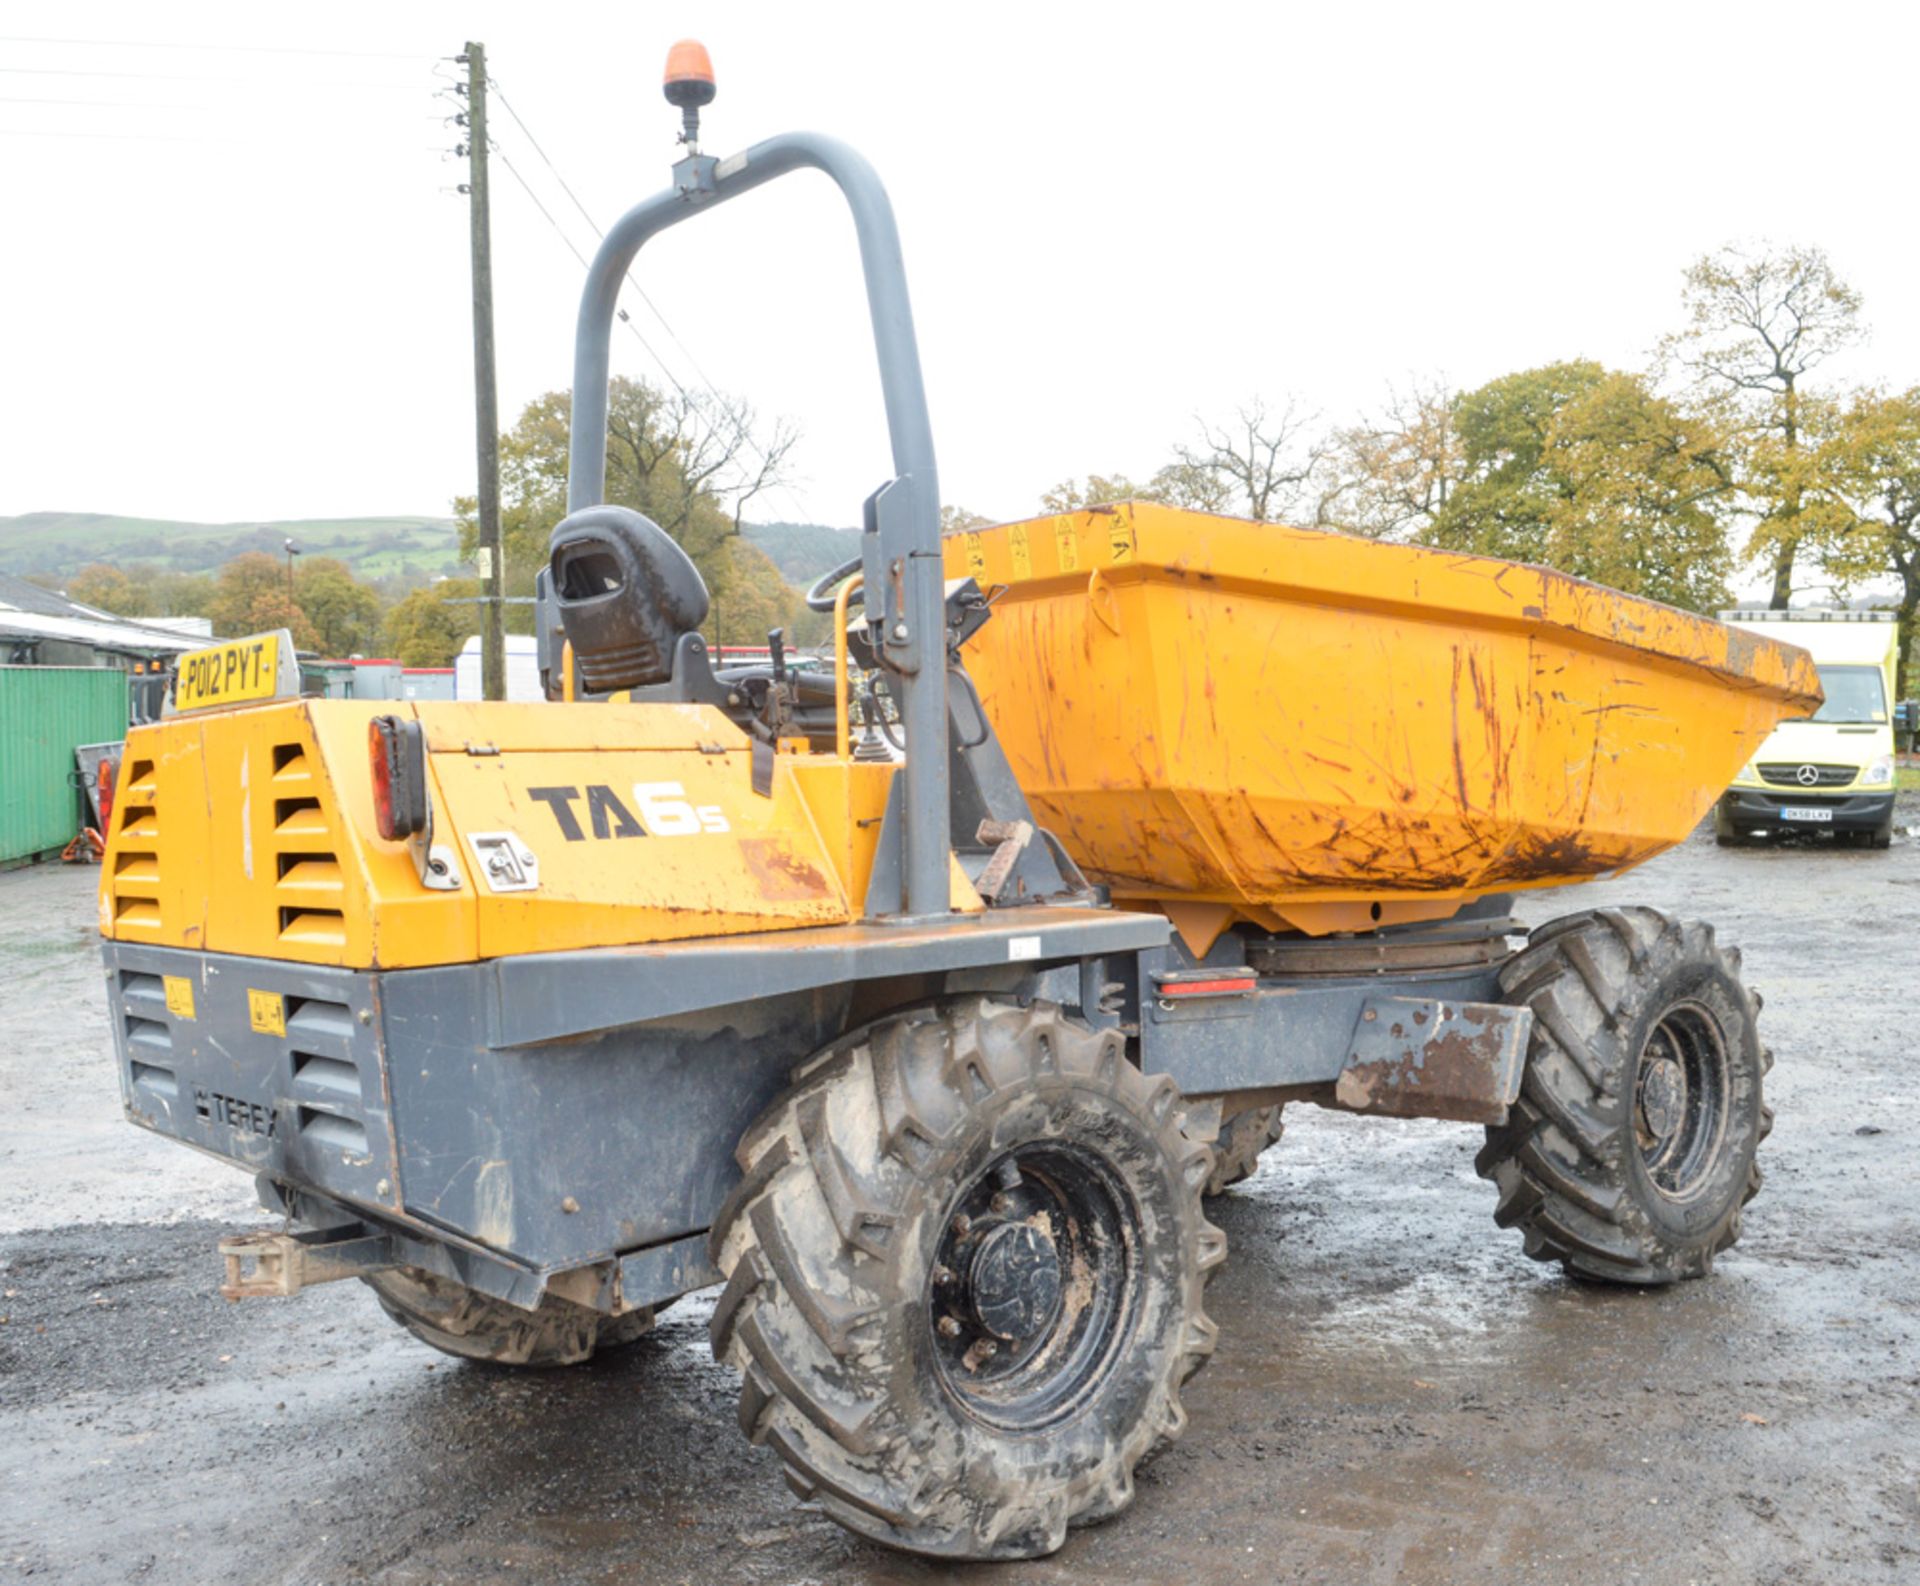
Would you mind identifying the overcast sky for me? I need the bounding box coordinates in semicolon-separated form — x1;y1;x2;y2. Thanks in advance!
3;1;1916;541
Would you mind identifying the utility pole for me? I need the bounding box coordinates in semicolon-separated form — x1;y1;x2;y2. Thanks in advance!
463;41;504;701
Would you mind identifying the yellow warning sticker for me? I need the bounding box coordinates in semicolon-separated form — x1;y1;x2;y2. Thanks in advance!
1107;520;1135;564
1009;523;1033;580
163;975;196;1021
1052;517;1080;572
963;530;986;579
247;989;286;1037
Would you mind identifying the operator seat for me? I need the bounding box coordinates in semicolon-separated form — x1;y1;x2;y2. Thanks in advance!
548;505;710;692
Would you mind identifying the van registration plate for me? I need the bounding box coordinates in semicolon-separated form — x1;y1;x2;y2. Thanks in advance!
1778;806;1833;823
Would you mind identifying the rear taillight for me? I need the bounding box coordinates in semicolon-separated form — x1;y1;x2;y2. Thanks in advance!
96;758;116;830
369;716;428;841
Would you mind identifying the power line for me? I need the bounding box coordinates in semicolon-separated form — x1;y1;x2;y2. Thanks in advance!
490;147;687;392
486;78;804;520
493;140;817;520
0;122;448;151
0;126;291;144
0;64;423;87
0;94;190;105
490;86;687;353
0;35;431;61
0;92;425;109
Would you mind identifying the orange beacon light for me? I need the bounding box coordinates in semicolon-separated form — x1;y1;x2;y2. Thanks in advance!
663;39;716;144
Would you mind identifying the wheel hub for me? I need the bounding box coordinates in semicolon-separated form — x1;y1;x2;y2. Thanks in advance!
1633;1001;1733;1201
929;1142;1141;1429
1638;1055;1687;1143
965;1221;1062;1341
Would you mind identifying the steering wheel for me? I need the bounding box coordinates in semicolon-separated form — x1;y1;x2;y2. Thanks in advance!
805;556;863;613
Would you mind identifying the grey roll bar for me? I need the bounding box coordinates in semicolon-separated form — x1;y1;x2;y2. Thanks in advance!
566;132;949;920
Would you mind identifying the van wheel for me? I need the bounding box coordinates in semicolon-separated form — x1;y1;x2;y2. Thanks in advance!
708;998;1224;1559
1477;908;1768;1285
1711;805;1750;847
363;1267;656;1366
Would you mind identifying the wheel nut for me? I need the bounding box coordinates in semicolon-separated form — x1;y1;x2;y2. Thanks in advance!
990;1192;1014;1215
938;1315;963;1338
932;1264;955;1286
951;1214;972;1237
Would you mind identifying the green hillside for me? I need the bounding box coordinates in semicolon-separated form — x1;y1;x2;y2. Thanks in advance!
0;511;464;580
0;511;859;588
744;520;861;583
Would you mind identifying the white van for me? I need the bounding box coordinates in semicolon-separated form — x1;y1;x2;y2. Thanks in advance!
1715;611;1900;848
454;634;546;702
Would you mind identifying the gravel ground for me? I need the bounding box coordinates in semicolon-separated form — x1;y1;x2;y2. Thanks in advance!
1;803;1917;1585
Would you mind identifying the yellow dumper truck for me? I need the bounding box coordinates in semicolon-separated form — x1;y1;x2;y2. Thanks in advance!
97;48;1822;1560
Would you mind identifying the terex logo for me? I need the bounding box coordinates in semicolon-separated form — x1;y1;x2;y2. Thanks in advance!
529;782;731;842
196;1087;278;1139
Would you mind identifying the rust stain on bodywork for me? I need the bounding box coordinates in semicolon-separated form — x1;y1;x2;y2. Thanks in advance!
1333;999;1531;1126
739;837;834;903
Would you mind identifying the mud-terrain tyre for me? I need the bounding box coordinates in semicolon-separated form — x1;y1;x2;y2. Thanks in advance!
708;997;1225;1560
1204;1106;1284;1196
1476;908;1770;1285
363;1267;657;1367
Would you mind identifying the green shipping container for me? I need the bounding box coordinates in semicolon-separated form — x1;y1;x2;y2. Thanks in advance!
0;666;130;866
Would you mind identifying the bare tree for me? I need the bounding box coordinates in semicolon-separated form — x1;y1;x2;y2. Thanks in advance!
606;382;801;551
1321;377;1464;540
1660;244;1864;608
724;409;802;534
1175;397;1328;524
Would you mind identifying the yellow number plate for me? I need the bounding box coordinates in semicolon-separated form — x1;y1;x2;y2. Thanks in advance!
174;631;292;712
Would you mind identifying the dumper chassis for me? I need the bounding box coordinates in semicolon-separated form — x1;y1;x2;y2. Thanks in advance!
100;50;1791;1560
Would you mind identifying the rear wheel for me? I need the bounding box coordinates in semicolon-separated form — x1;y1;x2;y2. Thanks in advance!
708;997;1224;1559
1476;908;1769;1285
363;1267;657;1367
1204;1106;1284;1195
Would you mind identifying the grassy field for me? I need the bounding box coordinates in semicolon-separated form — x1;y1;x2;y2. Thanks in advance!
0;511;464;579
0;511;853;586
1899;764;1920;791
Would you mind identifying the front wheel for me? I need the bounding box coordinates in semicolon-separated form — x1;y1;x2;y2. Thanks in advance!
1476;908;1769;1285
708;998;1224;1560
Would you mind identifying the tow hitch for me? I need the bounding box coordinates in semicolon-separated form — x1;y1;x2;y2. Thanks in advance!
218;1226;394;1300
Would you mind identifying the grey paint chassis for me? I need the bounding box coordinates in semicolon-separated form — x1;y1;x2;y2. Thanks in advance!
107;905;1528;1317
